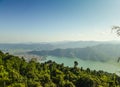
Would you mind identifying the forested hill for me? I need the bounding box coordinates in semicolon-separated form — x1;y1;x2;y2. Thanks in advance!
0;51;120;87
29;44;120;62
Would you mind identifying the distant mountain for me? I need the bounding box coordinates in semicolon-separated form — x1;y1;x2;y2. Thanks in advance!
0;41;120;58
28;44;120;62
0;41;102;53
51;41;104;48
0;41;119;51
0;43;53;50
51;40;120;48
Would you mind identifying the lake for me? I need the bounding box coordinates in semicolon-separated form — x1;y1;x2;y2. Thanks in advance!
42;56;120;75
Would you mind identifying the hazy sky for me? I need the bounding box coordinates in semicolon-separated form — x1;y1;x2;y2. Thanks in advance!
0;0;120;43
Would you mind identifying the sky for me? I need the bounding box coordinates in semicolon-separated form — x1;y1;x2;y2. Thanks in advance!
0;0;120;43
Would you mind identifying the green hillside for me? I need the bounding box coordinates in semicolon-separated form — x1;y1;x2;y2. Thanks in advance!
29;44;120;62
0;51;120;87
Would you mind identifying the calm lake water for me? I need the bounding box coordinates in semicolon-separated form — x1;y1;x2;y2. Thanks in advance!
42;56;120;75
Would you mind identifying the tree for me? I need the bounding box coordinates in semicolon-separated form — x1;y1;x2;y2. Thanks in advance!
0;65;9;87
64;80;75;87
0;50;120;87
112;26;120;36
112;26;120;63
74;61;78;67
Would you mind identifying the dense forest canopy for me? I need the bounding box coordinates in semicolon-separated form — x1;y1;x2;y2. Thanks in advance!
0;51;120;87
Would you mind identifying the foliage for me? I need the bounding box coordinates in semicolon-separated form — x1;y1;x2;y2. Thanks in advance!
0;51;120;87
112;26;120;36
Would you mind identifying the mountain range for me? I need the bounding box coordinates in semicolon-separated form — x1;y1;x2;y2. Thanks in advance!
28;44;120;62
0;41;120;62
